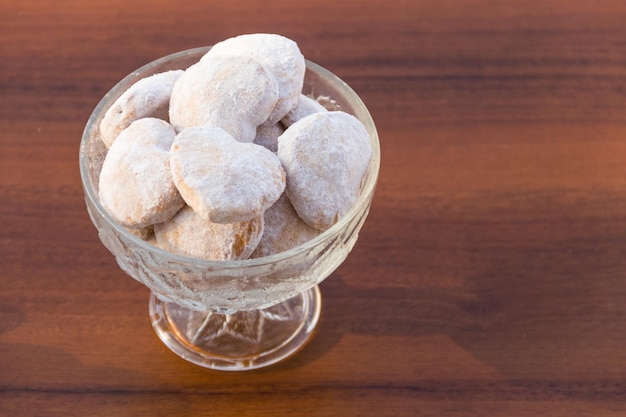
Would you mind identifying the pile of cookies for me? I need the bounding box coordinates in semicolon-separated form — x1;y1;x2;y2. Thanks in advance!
98;33;373;261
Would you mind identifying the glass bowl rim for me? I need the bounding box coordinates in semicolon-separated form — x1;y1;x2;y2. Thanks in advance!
79;46;381;269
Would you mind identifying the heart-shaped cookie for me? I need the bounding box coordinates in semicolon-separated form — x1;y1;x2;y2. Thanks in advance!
170;126;286;224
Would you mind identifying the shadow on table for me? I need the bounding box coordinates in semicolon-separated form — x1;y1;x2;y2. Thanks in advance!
276;272;504;371
276;206;626;384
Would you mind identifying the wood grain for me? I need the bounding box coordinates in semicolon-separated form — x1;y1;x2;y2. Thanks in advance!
3;0;626;415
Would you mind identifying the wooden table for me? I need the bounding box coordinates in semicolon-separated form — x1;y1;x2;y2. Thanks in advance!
3;0;626;415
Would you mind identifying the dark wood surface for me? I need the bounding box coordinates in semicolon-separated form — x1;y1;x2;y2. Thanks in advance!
3;0;626;415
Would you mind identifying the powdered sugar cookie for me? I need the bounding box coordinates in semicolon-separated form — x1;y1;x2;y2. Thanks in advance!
277;111;372;231
203;33;305;125
170;126;286;223
100;70;183;148
99;118;185;228
154;205;264;261
251;193;321;258
280;94;328;128
169;54;278;143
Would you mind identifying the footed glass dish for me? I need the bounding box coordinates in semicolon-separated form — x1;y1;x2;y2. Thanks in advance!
79;46;380;371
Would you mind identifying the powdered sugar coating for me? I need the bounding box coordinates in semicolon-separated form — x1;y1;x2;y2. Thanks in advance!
170;126;286;224
251;193;321;258
277;111;373;231
100;70;183;148
169;54;278;143
154;206;264;261
281;94;328;128
254;123;284;153
204;33;305;125
99;118;185;228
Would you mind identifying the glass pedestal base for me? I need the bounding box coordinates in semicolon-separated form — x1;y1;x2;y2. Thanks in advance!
149;286;321;371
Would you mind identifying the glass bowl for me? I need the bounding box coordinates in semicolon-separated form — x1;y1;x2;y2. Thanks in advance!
79;46;380;371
